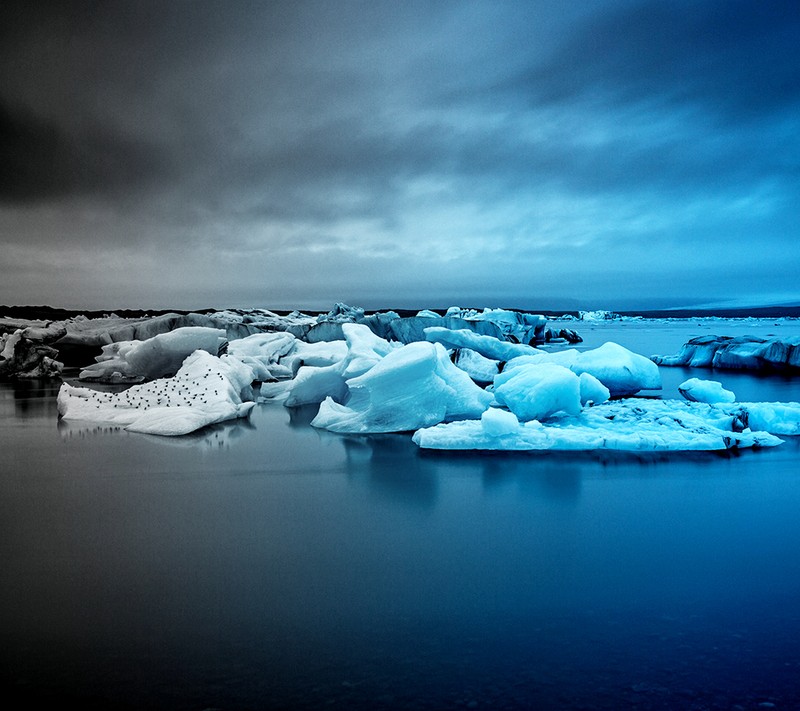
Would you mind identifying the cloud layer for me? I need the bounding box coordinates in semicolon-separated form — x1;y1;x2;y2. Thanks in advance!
1;0;798;310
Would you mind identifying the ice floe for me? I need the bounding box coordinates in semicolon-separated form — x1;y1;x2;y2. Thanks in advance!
311;341;493;433
78;326;228;383
679;378;735;404
503;342;661;397
412;400;786;452
0;323;65;378
653;335;800;371
424;326;542;361
57;350;256;436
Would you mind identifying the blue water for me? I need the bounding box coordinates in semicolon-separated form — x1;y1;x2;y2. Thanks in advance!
2;328;800;709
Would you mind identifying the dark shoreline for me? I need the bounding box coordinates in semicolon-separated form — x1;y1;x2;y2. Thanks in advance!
3;304;800;322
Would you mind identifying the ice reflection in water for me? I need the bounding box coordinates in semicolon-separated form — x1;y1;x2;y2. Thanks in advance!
1;346;800;709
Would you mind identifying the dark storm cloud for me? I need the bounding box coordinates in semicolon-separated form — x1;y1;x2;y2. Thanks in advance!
0;98;170;202
503;0;800;122
1;0;799;308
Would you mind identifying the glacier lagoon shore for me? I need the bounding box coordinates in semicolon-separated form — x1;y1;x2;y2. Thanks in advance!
2;317;800;709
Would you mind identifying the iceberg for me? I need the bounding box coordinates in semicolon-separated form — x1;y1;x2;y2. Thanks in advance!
412;399;784;452
451;348;501;384
679;378;735;404
424;326;543;361
652;335;800;371
57;350;256;436
228;331;348;382
0;323;66;378
311;341;493;433
504;342;661;397
493;363;583;421
78;326;228;382
260;323;397;407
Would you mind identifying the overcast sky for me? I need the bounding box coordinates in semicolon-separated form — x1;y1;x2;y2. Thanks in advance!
1;0;798;311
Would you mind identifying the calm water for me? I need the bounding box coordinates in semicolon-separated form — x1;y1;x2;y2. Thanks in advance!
2;323;800;709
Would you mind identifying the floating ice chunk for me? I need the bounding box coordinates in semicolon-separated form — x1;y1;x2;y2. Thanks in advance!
311;341;492;433
58;350;256;436
569;342;661;396
480;407;520;437
493;363;582;421
505;342;660;397
724;402;800;435
340;323;396;378
78;327;227;383
261;323;397;407
451;348;500;384
424;326;542;361
679;378;735;404
412;399;784;451
579;372;610;406
652;335;800;371
227;332;297;380
284;363;349;407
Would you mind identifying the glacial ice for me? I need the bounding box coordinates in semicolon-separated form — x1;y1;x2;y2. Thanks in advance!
0;323;65;378
311;341;493;433
78;326;228;382
424;326;542;361
679;378;735;404
412;399;784;452
504;342;661;397
653;335;800;371
493;363;583;421
259;323;397;407
58;350;256;435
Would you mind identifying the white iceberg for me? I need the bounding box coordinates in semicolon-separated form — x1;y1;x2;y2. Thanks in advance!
493;363;582;421
725;402;800;435
505;342;661;397
260;323;397;407
78;326;228;382
311;341;493;433
228;331;348;382
424;326;542;361
679;378;736;404
412;399;784;452
451;348;501;384
58;350;256;436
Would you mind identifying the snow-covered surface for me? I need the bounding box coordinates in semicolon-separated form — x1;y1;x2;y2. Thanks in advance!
58;350;256;435
78;327;227;382
679;378;735;404
412;399;786;452
311;341;493;433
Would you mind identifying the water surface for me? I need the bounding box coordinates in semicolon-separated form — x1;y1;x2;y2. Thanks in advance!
2;323;800;709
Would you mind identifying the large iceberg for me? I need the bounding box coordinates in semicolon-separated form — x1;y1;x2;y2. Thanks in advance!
260;323;397;407
493;363;583;421
78;326;228;382
412;400;785;452
57;350;256;436
652;335;800;371
311;341;493;433
504;342;661;397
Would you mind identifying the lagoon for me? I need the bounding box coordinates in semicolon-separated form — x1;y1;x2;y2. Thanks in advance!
2;320;800;709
